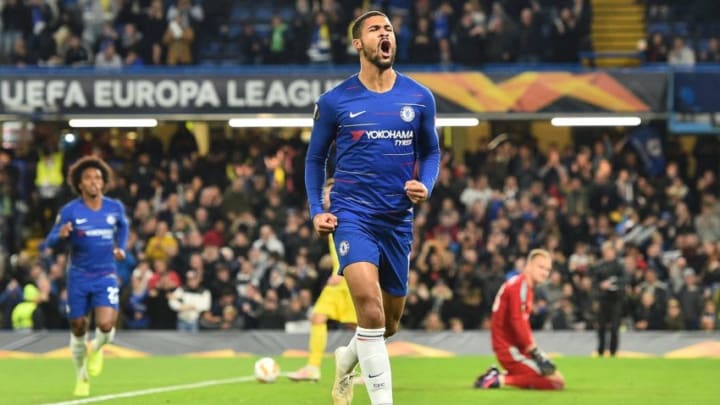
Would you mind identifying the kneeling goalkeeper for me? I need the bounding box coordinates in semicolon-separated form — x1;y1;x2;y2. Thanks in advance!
475;249;565;390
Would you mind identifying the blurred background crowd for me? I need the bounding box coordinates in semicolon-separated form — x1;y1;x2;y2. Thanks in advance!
2;0;720;68
0;0;596;68
0;122;719;334
0;0;718;335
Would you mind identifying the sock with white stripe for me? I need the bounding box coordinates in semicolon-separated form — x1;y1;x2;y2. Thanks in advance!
70;333;88;380
356;327;393;405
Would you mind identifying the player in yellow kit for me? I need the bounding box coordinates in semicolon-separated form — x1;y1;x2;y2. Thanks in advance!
289;179;358;382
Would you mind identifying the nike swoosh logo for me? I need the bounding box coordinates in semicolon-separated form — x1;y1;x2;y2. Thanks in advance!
368;372;384;378
76;219;88;224
349;111;366;118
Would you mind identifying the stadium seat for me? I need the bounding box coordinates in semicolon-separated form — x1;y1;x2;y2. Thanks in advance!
254;6;274;23
231;6;252;23
254;24;272;39
227;25;243;40
648;22;670;35
278;7;296;22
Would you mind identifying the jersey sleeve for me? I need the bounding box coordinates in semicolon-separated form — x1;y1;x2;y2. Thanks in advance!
44;204;72;249
114;200;129;251
416;87;440;196
507;280;534;352
305;94;337;219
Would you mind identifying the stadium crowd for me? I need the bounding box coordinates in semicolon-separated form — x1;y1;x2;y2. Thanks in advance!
643;0;720;65
0;0;592;67
0;124;719;334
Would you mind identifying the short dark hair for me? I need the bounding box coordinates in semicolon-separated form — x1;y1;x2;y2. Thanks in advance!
351;10;388;39
67;155;112;194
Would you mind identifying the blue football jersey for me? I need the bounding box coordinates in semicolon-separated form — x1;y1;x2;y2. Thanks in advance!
45;197;129;275
305;72;441;223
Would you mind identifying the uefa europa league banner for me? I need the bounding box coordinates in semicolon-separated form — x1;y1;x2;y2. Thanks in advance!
0;70;666;117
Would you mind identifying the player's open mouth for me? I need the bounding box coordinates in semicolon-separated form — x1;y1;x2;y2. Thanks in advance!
380;40;391;58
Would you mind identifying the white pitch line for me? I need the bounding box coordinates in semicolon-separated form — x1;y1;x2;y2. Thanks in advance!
42;375;259;405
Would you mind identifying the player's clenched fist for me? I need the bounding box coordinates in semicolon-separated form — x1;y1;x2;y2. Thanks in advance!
113;248;126;261
313;213;338;236
404;180;428;204
59;222;74;239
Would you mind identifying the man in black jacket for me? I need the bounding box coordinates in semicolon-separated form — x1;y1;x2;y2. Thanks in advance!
592;241;626;357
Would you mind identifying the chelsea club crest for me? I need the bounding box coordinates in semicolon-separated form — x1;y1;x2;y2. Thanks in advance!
339;240;350;256
400;105;415;122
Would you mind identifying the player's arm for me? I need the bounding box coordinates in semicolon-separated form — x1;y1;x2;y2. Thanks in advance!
44;206;72;249
415;88;441;197
114;201;129;260
506;281;535;353
508;282;556;375
305;95;336;219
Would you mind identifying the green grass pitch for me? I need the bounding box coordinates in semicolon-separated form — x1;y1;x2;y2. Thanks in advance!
2;356;718;404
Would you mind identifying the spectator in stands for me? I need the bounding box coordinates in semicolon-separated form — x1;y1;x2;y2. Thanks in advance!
485;16;516;63
34;144;64;233
124;262;152;329
64;34;91;67
676;268;704;329
202;0;232;39
119;23;144;59
9;37;35;66
664;298;684;330
1;0;32;61
634;291;665;330
409;16;438;64
517;8;544;63
307;11;332;64
265;15;290;64
552;7;580;62
94;22;120;55
169;270;211;332
699;37;720;63
167;0;204;31
647;0;670;21
644;32;668;62
94;41;123;68
163;14;195;65
390;13;412;64
238;22;263;65
699;299;717;331
668;36;695;66
140;0;168;65
145;221;179;262
452;9;486;66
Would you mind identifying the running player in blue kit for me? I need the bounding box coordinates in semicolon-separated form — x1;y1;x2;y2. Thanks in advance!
44;156;128;396
305;10;441;405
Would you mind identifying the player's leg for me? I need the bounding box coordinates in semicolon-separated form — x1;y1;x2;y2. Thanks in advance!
597;300;609;356
344;261;392;405
382;291;405;339
87;306;117;376
67;280;91;396
331;223;382;404
504;370;565;390
348;227;411;404
499;349;565;390
87;277;120;377
608;299;622;356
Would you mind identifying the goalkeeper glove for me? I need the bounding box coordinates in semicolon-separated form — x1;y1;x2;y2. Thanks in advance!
529;347;556;376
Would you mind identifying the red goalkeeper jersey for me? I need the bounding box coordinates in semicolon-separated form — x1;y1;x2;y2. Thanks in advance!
490;274;534;353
